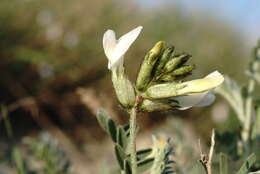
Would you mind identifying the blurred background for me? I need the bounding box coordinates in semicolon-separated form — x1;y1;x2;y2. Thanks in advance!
0;0;259;173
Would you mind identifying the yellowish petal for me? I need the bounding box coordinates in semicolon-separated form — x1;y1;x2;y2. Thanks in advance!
176;71;224;95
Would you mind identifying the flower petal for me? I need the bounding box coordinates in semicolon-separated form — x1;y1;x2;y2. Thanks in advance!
195;91;216;107
206;70;223;78
176;71;224;95
103;29;117;63
111;26;143;67
175;91;208;110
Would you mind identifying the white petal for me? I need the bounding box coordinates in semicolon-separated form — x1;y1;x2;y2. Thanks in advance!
176;90;216;110
103;30;117;62
175;91;208;110
205;71;222;78
111;26;143;67
195;91;216;107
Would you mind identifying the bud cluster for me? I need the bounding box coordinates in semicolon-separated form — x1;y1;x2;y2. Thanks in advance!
135;41;195;112
136;41;195;92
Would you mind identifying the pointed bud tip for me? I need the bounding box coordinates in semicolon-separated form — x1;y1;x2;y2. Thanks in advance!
150;41;166;55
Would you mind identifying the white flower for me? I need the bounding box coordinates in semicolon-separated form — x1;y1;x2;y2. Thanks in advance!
103;26;143;70
174;71;224;110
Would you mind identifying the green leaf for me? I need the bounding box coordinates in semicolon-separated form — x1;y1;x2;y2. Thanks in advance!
136;148;152;161
96;110;117;142
163;166;174;173
124;160;132;174
137;158;154;173
115;144;127;170
107;119;117;142
236;153;256;174
96;109;111;134
117;126;128;150
219;153;228;174
123;124;130;137
166;160;175;165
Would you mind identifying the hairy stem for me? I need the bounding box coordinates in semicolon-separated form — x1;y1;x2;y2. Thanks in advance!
129;106;137;174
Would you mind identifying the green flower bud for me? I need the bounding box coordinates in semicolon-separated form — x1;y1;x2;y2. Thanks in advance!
136;41;165;91
154;46;174;76
158;74;177;82
163;54;190;73
139;99;178;112
159;65;195;82
112;69;136;108
146;72;224;99
170;65;195;76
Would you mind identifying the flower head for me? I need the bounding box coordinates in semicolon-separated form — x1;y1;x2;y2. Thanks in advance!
102;26;224;111
103;26;143;70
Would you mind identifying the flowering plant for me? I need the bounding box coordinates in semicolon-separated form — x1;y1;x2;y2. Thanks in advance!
98;26;224;174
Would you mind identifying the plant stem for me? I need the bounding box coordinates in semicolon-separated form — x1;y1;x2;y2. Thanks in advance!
242;79;255;153
199;130;215;174
129;106;137;174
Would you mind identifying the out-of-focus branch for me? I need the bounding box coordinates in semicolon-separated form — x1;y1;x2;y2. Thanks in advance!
199;129;215;174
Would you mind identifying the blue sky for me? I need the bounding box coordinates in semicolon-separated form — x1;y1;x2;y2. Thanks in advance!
137;0;260;48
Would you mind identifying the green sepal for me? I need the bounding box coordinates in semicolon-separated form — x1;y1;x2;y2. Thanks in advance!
137;158;154;173
236;153;256;174
140;99;178;112
115;144;127;170
146;82;186;99
112;70;136;108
